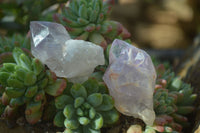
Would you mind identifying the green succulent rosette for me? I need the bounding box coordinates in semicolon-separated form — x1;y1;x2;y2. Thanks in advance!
0;34;30;65
0;47;66;124
54;78;119;133
150;64;197;132
54;0;130;49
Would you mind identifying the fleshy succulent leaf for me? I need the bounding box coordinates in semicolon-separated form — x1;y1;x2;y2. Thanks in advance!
70;84;87;98
54;111;65;127
95;94;114;111
45;79;66;96
64;118;80;130
87;93;103;107
83;78;99;95
91;113;103;130
100;108;119;125
63;104;75;119
74;97;85;108
55;95;74;109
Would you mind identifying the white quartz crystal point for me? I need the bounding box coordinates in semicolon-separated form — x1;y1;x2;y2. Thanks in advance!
103;39;156;126
30;21;105;83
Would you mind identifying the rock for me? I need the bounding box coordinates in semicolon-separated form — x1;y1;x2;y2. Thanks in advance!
30;21;105;83
127;125;142;133
103;39;156;125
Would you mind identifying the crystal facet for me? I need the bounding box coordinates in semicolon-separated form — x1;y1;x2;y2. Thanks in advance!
30;21;105;83
103;39;156;125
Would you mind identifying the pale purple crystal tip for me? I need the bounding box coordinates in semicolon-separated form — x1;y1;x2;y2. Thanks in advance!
103;39;156;125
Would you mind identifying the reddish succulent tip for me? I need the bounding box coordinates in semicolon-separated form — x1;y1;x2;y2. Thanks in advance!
56;79;67;96
53;14;60;23
121;27;131;39
96;25;101;31
63;18;72;24
85;25;96;32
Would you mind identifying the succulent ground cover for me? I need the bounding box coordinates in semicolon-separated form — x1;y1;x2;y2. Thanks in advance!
142;64;197;133
54;0;130;49
0;0;198;133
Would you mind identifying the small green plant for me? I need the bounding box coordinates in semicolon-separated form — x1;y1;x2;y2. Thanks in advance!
54;78;119;133
54;0;130;49
0;47;66;124
0;34;30;64
144;64;197;132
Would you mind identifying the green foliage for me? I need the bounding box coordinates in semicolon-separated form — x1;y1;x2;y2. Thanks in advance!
0;34;30;65
0;0;67;34
0;47;66;124
54;0;130;48
150;64;197;132
54;78;119;133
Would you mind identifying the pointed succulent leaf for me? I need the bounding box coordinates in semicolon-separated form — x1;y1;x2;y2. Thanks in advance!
15;66;28;81
32;58;44;75
9;97;24;107
88;33;107;49
71;84;87;98
25;101;42;115
25;85;38;98
170;77;182;91
25;109;42;125
83;78;99;95
37;69;46;81
54;111;65;127
77;108;84;116
45;79;66;96
34;90;45;102
91;113;103;130
98;83;108;94
3;63;16;72
55;95;73;109
177;106;195;115
13;47;24;65
7;77;24;89
38;77;48;89
46;70;57;84
63;104;75;119
100;108;119;125
24;71;37;86
96;94;114;111
19;53;32;70
3;105;18;118
89;107;96;119
78;117;90;125
2;92;11;105
87;93;103;107
83;102;91;109
0;72;10;86
5;87;25;98
64;118;80;130
74;97;85;108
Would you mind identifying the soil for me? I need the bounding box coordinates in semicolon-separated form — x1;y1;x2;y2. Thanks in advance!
0;115;145;133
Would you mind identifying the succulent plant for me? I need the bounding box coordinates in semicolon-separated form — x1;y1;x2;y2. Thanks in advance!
0;34;30;54
54;0;130;49
54;78;119;133
0;34;30;65
145;64;197;132
0;47;66;124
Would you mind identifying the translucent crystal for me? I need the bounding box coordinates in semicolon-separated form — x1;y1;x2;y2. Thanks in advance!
30;21;105;83
103;39;156;125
